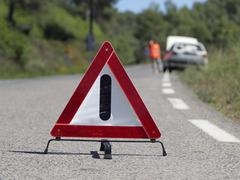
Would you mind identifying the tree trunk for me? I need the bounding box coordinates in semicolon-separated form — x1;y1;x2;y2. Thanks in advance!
7;0;16;26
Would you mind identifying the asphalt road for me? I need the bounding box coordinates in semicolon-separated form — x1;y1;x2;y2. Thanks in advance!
1;64;240;179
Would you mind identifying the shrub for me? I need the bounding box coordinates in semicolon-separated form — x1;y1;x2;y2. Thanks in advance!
44;23;74;41
0;18;30;68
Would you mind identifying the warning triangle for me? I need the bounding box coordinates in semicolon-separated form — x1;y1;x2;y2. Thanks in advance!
50;41;161;139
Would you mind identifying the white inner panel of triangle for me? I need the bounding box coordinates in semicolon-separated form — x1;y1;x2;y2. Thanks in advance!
70;64;141;126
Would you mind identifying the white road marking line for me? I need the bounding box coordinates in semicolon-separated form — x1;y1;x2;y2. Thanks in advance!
162;72;170;82
168;98;190;110
189;120;240;143
162;78;169;83
162;82;171;87
162;88;175;94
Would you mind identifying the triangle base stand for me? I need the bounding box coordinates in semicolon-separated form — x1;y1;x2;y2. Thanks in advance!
43;137;167;159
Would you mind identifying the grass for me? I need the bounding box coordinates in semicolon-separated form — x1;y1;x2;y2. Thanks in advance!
180;44;240;122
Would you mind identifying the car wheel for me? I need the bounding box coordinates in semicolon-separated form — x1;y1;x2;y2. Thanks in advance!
163;66;167;72
163;61;168;72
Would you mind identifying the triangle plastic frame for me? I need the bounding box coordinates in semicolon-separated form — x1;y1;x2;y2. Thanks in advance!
50;41;161;139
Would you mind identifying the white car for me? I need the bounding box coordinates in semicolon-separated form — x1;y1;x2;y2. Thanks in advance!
163;36;208;71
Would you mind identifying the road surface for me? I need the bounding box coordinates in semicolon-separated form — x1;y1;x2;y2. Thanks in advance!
0;64;240;179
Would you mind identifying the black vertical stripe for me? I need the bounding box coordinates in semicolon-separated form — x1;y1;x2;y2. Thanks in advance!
99;74;111;120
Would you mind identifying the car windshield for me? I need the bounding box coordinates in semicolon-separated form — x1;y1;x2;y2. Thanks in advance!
171;43;205;54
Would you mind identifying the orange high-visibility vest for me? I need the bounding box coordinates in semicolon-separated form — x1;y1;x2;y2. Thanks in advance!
150;43;161;59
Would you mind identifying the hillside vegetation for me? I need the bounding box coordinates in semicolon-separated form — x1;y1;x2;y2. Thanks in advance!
0;0;137;78
0;1;89;77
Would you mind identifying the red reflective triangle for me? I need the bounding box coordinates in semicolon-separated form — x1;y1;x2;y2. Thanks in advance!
50;41;161;139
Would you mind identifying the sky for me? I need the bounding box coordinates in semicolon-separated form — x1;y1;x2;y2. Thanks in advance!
115;0;206;13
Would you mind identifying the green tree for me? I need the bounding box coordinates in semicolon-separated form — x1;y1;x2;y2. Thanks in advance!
135;3;168;62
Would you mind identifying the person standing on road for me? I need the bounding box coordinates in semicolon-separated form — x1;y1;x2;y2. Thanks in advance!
148;40;162;74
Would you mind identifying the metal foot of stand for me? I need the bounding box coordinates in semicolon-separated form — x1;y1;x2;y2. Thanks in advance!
100;139;112;159
44;138;167;157
156;140;167;156
44;137;61;154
